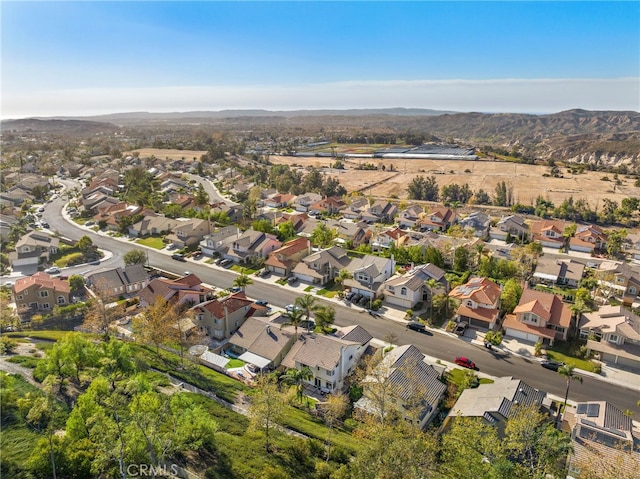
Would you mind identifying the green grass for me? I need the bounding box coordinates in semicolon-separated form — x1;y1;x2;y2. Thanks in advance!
54;251;84;267
6;356;41;368
447;368;494;388
276;278;287;286
7;331;77;342
135;236;166;249
546;344;597;373
226;358;245;368
230;265;258;274
316;288;338;298
304;285;314;292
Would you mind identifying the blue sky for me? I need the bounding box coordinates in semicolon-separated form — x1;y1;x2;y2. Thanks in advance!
2;1;639;118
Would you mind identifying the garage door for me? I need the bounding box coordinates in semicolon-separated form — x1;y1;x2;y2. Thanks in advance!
603;353;640;371
506;328;539;343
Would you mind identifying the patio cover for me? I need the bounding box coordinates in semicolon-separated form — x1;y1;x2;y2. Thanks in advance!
238;351;271;369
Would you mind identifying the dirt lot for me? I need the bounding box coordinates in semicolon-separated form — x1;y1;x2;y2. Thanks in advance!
272;155;638;207
126;148;208;161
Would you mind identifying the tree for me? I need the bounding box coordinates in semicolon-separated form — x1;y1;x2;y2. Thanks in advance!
232;269;253;291
123;249;147;266
313;305;336;332
280;366;313;404
557;364;583;429
133;297;178;353
500;278;523;314
248;374;285;452
494;181;513;207
83;281;126;340
61;332;98;383
294;294;318;328
276;220;297;242
335;268;353;291
280;308;305;339
76;235;93;253
407;175;439;201
164;203;183;218
453;247;469;272
322;392;349;463
310;222;336;248
194;183;209;206
252;218;276;235
68;274;85;295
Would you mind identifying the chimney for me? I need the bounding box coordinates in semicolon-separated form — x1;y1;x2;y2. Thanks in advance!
266;325;271;334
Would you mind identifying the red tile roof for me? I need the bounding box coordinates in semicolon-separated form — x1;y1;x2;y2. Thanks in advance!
14;272;70;294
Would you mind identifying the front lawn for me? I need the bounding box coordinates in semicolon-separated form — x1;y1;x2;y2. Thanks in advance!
135;236;166;249
546;341;598;372
55;251;84;267
447;368;494;388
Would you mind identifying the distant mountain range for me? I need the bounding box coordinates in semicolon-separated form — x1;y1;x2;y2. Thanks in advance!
2;108;639;167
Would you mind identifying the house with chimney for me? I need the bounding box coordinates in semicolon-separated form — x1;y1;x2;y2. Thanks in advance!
138;274;215;308
384;263;448;309
569;224;608;254
165;218;214;249
449;277;502;330
9;230;60;271
418;206;457;232
459;211;491;239
489;215;530;242
292;245;352;286
531;219;567;249
220;229;282;265
342;254;396;301
192;292;265;340
532;258;585;288
264;237;313;276
13;272;70;317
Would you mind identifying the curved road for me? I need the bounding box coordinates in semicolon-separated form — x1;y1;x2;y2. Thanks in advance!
36;190;640;414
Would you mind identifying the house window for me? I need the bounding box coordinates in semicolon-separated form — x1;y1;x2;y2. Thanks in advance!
628;287;637;295
608;334;619;343
387;286;395;293
23;290;28;296
57;296;65;304
39;291;49;298
529;315;538;324
42;303;50;309
400;287;407;296
17;295;23;300
325;381;333;389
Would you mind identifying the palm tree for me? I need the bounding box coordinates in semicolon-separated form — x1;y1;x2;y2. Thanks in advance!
295;294;317;332
233;269;253;292
335;268;353;292
313;305;336;333
557;364;583;429
280;366;313;404
426;278;440;324
280;308;305;339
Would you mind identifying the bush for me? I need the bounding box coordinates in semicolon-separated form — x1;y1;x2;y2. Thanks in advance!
371;299;383;311
405;309;414;318
446;320;457;332
534;340;543;357
0;336;18;354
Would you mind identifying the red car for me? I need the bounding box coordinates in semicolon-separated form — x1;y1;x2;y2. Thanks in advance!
455;356;476;369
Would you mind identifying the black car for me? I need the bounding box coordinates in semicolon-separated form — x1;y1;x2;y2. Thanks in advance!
541;360;565;371
406;321;426;333
255;300;269;306
171;253;186;262
345;291;355;301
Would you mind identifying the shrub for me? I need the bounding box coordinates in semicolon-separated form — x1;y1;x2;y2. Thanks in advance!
371;299;383;311
446;320;457;332
405;309;414;318
534;340;543;357
0;337;18;354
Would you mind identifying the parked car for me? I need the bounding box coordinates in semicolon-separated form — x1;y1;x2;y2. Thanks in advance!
257;269;270;277
358;296;370;307
286;276;298;285
454;322;468;335
406;321;426;333
220;259;233;268
172;253;186;262
540;359;565;371
345;291;355;301
40;221;50;228
351;294;363;304
85;221;95;226
255;300;269;306
454;356;476;369
88;259;100;266
285;304;301;313
44;267;60;275
229;286;241;293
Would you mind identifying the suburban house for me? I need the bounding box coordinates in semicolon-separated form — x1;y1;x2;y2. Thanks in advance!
355;344;447;429
138;274;215;308
226;316;296;371
86;264;150;300
361;200;398;224
532;258;585;288
209;202;243;224
342;255;396;300
199;226;240;257
192;292;265;340
128;215;179;238
596;261;640;305
160;177;188;195
568;224;608;254
308;196;346;216
220;229;282;265
502;287;572;344
325;219;372;249
340;198;369;220
293;193;323;212
623;231;640;261
281;324;372;393
418;206;457;232
292;245;352;286
531;219;567;249
580;305;640;371
449;277;502;330
370;227;409;252
384;263;448;309
264;237;313;276
264;193;296;209
566;401;640;479
459;211;491;239
9;230;60;271
397;204;424;229
489;215;530;242
167;193;197;210
93;202;143;231
442;376;547;436
13;272;70;316
165;218;214;249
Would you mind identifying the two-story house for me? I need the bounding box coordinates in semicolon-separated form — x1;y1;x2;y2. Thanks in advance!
442;377;547;436
281;324;372;393
489;215;531;242
596;261;640;306
93;202;143;231
566;401;640;478
199;226;240;257
340;198;369;220
531;219;567;249
128;214;179;238
138;274;215;308
220;229;282;265
355;344;447;429
308;196;347;216
580;305;640;371
192;291;262;340
384;263;448;309
397;204;424;229
343;255;396;300
264;237;313;276
292;245;352;285
293;193;323;212
532;258;585;288
569;224;608;254
13;272;70;316
264;193;296;209
418;206;457;232
459;211;491;239
86;264;150;300
449;277;502;330
165;218;214;249
325;219;372;249
361;200;398;224
370;227;409;252
502;288;572;344
9;230;60;272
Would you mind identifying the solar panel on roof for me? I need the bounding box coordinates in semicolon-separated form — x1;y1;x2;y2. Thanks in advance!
587;404;600;417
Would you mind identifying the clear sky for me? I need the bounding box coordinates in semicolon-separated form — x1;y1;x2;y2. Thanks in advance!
2;1;639;118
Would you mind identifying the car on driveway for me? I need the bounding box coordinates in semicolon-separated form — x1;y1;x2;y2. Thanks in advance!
455;356;476;369
406;321;426;333
540;359;565;371
286;276;298;285
454;322;468;335
255;300;269;306
219;259;233;268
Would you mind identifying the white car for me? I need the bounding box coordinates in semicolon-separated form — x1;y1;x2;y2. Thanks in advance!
44;267;60;275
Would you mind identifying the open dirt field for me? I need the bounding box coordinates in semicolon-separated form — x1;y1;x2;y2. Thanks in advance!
126;148;208;161
272;155;639;207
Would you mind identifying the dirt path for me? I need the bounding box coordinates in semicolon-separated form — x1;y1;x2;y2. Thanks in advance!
0;356;39;387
